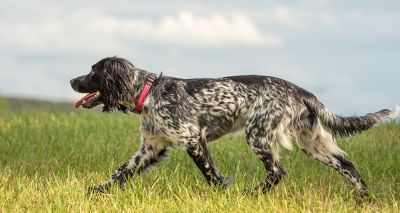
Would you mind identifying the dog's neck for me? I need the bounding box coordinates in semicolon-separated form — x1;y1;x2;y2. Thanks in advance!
133;69;153;100
120;68;157;113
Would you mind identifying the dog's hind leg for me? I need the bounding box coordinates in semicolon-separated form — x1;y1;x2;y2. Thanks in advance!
245;112;287;194
89;134;169;193
299;122;368;197
184;133;233;188
245;131;286;193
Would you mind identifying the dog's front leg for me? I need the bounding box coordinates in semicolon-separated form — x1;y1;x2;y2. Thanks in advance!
89;135;168;193
185;136;233;188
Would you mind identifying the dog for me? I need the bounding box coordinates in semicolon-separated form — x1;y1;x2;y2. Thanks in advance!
70;56;399;197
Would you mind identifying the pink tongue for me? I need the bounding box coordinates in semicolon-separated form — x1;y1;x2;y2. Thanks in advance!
74;92;98;108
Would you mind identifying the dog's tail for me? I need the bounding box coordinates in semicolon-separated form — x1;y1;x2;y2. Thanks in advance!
303;98;399;137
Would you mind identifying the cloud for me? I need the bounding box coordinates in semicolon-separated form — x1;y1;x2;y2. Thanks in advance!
0;9;282;55
107;11;282;46
254;4;400;38
257;6;340;30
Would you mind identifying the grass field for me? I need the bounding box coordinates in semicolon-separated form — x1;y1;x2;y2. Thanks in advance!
0;102;399;212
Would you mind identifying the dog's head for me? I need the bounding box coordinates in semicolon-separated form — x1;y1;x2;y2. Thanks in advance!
70;57;137;112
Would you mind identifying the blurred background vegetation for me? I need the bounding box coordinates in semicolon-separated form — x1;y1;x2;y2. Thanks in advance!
0;96;77;112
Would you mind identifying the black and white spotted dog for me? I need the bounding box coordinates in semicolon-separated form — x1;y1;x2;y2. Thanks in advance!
70;57;399;197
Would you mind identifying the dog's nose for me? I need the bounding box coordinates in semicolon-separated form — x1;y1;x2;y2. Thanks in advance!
70;79;78;89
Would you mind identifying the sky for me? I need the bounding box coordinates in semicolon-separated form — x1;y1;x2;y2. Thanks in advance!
0;0;399;114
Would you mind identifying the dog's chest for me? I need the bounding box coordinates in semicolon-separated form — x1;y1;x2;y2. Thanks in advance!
140;113;179;145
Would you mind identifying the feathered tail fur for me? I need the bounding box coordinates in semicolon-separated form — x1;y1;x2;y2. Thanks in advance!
303;99;399;137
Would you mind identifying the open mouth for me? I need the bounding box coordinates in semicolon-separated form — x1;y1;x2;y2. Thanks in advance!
75;91;102;109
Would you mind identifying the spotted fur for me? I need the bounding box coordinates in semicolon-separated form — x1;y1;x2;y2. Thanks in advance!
70;57;399;196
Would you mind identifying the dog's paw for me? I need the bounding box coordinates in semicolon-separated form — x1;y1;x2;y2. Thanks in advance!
356;192;374;205
243;188;258;196
87;181;113;194
210;176;234;189
243;187;267;196
243;182;271;195
221;176;234;189
87;185;107;194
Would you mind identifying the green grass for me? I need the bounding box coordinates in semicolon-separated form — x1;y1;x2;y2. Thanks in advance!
0;109;399;212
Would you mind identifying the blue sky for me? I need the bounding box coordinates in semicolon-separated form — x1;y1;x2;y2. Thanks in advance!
0;0;399;114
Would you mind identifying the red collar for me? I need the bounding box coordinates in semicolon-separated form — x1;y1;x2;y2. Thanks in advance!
133;75;157;114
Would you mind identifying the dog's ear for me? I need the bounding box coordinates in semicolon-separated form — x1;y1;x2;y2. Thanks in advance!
100;59;132;112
